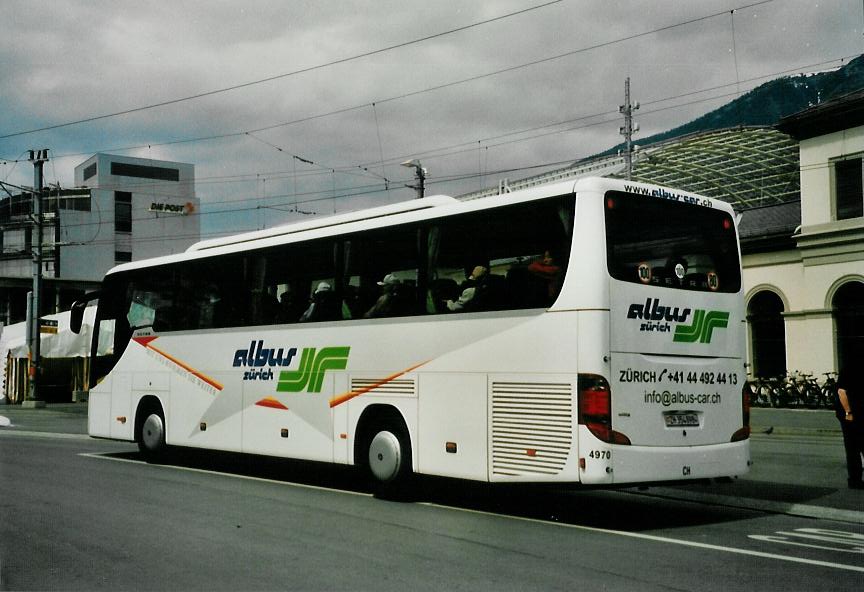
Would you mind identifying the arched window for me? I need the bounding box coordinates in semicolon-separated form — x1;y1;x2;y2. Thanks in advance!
747;290;786;378
833;281;864;372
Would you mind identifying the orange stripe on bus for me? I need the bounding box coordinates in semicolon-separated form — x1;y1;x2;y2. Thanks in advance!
136;337;224;391
256;397;289;410
329;361;428;408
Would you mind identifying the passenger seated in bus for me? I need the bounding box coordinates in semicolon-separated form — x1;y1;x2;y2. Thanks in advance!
276;287;306;324
299;282;341;322
428;278;458;312
446;265;488;312
254;288;280;325
527;250;563;302
364;273;401;318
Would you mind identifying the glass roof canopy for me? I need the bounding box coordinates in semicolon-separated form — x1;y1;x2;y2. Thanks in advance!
459;126;800;210
623;127;799;208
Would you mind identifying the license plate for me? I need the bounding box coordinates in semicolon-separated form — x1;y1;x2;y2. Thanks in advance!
663;412;700;427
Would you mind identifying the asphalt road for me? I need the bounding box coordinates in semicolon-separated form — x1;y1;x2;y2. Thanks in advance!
0;405;861;591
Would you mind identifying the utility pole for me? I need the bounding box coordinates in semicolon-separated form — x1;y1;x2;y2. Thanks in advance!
619;77;640;180
25;149;48;408
401;159;426;199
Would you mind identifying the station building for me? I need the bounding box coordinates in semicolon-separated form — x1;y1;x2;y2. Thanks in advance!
0;153;200;325
754;91;864;377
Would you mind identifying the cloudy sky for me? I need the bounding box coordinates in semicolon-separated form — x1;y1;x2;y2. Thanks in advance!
1;0;861;238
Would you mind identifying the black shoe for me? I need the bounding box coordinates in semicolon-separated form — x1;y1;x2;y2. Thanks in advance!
849;479;864;490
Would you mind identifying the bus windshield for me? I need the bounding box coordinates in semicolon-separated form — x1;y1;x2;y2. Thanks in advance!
604;190;740;293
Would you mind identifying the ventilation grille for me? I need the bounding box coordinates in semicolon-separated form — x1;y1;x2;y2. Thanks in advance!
350;378;416;397
491;382;573;476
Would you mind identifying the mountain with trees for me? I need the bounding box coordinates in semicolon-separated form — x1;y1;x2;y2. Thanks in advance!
597;54;864;156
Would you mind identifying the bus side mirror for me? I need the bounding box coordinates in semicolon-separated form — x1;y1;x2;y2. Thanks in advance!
69;290;101;334
70;300;87;334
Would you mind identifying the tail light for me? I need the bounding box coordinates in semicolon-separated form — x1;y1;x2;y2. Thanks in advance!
578;374;631;445
731;382;751;442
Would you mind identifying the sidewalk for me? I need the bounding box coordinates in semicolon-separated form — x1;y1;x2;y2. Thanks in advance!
641;407;862;521
0;401;89;435
750;406;841;435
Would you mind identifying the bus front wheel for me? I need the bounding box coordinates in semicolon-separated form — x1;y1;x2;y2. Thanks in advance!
368;430;406;482
361;420;413;497
138;410;166;461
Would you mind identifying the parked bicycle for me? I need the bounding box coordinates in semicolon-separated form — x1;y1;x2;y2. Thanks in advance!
784;371;822;409
744;371;844;409
749;374;787;407
820;372;839;410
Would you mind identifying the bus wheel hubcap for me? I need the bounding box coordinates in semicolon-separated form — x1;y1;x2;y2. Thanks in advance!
368;431;401;482
141;414;164;450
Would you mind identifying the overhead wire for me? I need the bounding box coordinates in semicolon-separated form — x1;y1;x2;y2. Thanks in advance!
1;0;776;167
50;155;581;243
0;0;564;140
1;68;832;234
6;47;839;209
1;51;849;219
0;2;850;240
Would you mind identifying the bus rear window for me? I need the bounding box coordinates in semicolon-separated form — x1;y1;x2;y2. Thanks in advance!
604;190;741;293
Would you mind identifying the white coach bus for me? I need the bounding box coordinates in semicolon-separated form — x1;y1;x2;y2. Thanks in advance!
72;176;750;490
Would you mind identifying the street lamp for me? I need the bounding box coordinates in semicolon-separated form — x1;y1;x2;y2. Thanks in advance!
401;159;426;199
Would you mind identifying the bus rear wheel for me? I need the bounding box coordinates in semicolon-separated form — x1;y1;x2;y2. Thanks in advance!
138;410;166;462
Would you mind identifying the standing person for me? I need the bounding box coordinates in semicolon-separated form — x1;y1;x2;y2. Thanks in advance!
836;368;864;489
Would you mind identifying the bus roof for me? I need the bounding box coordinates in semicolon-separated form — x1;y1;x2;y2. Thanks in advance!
106;177;733;276
187;194;460;252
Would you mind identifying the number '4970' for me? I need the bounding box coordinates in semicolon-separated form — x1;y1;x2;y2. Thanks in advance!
588;450;611;459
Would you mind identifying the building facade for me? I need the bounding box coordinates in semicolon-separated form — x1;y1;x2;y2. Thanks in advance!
744;92;864;377
0;153;200;325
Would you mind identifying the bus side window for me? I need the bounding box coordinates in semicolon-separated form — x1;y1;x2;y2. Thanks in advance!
299;280;341;322
342;225;421;319
505;265;547;308
275;281;307;324
430;198;571;314
363;272;418;318
525;249;564;306
428;278;458;312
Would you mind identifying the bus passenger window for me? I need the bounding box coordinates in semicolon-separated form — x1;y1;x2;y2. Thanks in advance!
275;282;307;324
428;278;458;313
299;281;341;322
446;265;489;312
341;224;421;319
429;196;572;314
527;250;563;304
361;272;417;318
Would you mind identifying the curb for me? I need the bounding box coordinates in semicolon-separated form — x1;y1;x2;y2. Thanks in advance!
628;487;864;525
0;429;90;440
